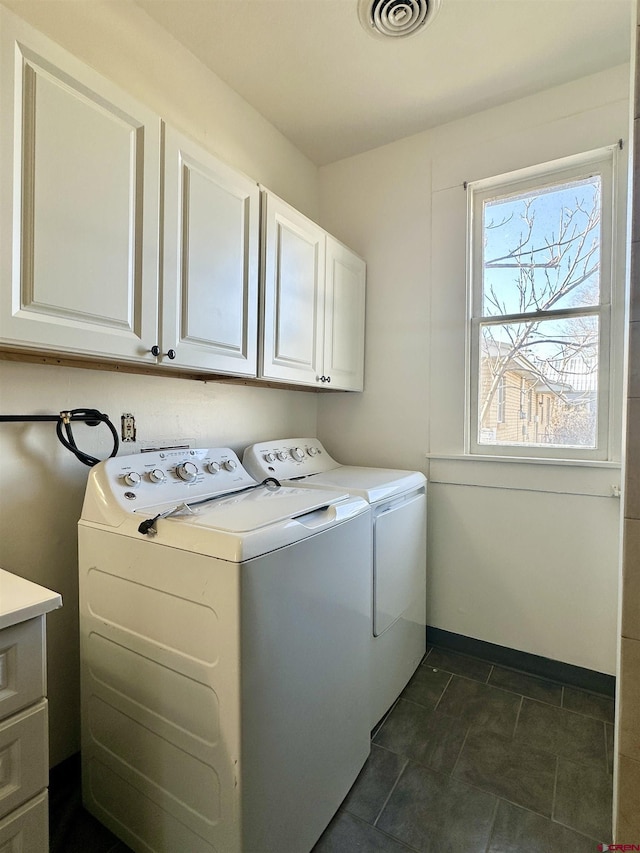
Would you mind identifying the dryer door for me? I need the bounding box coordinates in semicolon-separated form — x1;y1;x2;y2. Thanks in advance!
373;491;426;636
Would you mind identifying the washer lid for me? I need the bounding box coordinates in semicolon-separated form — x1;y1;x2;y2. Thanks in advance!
137;485;350;532
80;447;370;561
124;484;370;562
292;466;426;504
242;439;425;503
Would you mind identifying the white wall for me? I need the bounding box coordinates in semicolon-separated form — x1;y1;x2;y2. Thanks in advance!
0;2;320;766
316;131;433;473
318;65;630;676
0;0;631;769
0;0;318;219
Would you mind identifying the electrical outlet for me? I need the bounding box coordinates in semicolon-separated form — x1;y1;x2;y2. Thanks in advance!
121;413;136;442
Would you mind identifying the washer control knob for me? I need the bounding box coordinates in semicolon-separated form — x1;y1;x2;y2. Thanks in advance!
308;446;319;456
149;468;166;484
276;451;289;462
222;459;238;472
264;452;276;463
176;461;198;482
291;447;305;461
123;471;141;487
207;461;221;474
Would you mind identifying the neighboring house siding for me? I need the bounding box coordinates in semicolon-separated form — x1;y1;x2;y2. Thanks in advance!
481;367;558;444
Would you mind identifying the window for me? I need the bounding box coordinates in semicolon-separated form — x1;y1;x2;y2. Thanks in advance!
467;148;615;459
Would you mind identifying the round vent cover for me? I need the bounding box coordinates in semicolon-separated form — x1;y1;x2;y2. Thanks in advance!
358;0;441;39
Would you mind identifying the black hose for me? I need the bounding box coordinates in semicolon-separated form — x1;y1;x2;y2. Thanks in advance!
0;409;119;466
55;409;119;466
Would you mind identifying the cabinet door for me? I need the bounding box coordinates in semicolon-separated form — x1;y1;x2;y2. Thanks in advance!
324;237;366;391
0;9;160;362
260;191;325;386
162;125;259;375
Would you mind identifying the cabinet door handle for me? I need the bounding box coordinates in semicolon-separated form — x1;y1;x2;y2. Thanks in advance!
150;346;176;360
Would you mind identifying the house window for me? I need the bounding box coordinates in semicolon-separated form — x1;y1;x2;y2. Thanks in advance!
468;147;615;459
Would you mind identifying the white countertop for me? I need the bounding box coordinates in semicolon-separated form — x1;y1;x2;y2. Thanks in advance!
0;568;62;629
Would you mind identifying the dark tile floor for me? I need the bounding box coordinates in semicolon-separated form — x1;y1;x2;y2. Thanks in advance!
49;753;129;853
49;646;615;853
313;646;615;853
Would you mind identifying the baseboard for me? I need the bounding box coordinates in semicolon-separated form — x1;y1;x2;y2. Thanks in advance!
426;627;615;697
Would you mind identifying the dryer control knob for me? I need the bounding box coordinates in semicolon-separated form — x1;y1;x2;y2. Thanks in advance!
149;468;166;484
123;471;141;487
308;446;319;456
176;461;198;482
264;452;276;463
207;461;221;474
222;459;238;472
291;447;305;461
276;451;289;462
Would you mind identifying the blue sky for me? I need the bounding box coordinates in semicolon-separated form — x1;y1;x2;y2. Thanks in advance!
482;175;601;318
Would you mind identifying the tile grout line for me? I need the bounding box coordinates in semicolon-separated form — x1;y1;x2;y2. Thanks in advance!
483;796;501;853
449;718;476;780
342;810;421;853
431;672;453;713
372;758;410;828
551;812;610;844
511;693;525;739
603;719;611;775
550;754;560;823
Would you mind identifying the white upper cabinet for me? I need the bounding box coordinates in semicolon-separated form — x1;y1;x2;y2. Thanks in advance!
0;9;160;362
260;190;325;386
324;236;366;392
260;190;366;391
0;9;364;388
161;125;259;375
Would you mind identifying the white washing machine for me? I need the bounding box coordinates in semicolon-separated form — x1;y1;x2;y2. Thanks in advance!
243;438;427;728
78;446;372;853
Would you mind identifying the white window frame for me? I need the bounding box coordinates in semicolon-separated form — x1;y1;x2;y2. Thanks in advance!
466;146;617;461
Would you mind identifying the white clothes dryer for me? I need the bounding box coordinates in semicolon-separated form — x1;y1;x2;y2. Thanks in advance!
78;446;372;853
243;438;427;728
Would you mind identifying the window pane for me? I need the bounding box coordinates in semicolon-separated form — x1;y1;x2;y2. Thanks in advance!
482;176;601;317
478;315;598;449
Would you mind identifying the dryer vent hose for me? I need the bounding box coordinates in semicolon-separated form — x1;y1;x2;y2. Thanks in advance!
0;408;119;466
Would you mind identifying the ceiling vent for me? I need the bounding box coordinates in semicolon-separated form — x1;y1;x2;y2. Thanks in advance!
358;0;441;40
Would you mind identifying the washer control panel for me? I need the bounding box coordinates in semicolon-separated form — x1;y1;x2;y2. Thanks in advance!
90;447;257;512
243;438;339;481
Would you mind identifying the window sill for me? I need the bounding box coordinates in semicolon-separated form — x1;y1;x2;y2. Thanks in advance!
426;452;621;469
425;453;622;497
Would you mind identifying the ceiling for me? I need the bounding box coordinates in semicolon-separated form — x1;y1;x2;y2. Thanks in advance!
134;0;631;166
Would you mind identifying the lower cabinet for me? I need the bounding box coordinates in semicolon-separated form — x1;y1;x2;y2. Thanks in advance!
0;791;48;852
0;616;53;852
